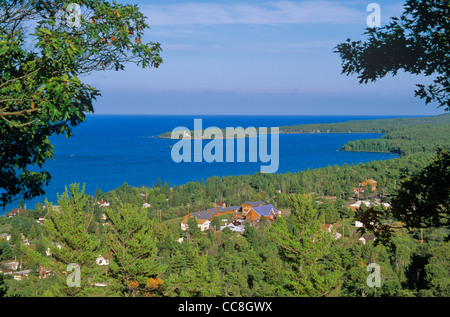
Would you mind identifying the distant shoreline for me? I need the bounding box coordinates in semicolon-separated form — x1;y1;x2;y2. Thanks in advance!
157;131;383;140
157;113;450;140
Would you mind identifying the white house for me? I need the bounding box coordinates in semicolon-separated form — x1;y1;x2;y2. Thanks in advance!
322;224;333;233
359;234;376;245
197;219;211;231
350;200;391;210
35;217;45;225
1;233;11;242
181;218;211;231
349;200;371;209
96;255;110;266
97;199;110;207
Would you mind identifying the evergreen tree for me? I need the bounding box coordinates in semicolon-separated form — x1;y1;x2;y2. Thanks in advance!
24;184;104;297
105;202;164;297
268;194;342;296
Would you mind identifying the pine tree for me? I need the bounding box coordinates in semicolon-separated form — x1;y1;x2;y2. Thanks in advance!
24;184;104;297
163;250;221;297
268;194;342;296
105;202;164;297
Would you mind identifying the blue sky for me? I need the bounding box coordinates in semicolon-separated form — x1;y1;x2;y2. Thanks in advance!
86;0;446;116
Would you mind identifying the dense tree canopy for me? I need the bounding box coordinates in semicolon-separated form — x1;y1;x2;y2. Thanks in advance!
391;149;450;232
0;0;162;208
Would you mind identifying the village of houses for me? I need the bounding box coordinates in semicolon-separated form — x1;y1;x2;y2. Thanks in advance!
0;178;389;281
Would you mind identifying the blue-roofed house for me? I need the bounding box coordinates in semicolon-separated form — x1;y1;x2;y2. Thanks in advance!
246;204;280;221
242;201;265;216
215;205;240;218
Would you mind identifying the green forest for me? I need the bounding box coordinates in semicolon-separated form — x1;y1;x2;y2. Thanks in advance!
1;123;449;297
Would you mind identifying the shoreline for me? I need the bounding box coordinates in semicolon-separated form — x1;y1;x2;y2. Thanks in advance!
157;131;384;140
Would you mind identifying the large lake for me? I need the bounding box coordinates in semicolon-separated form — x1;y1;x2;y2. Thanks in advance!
2;115;401;213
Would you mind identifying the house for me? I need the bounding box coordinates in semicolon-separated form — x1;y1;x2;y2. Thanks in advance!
180;202;243;232
97;199;110;207
180;218;189;231
214;202;226;208
215;205;240;219
96;254;111;266
320;224;341;240
359;179;377;191
246;204;279;221
1;233;11;242
348;200;391;212
35;217;45;225
359;234;376;245
353;187;365;195
8;208;27;217
354;221;364;228
241;201;265;216
354;179;378;195
180;215;211;232
197;219;211;231
181;208;213;231
321;224;333;233
183;130;191;139
348;200;371;211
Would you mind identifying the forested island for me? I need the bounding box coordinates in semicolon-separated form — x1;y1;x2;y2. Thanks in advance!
158;114;450;157
1;114;449;298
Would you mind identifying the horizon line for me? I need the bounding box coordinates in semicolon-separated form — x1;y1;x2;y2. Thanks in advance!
86;113;438;117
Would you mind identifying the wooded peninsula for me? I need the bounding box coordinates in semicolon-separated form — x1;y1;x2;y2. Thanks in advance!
159;113;450;156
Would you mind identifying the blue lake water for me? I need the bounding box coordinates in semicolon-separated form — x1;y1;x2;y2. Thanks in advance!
2;115;401;213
